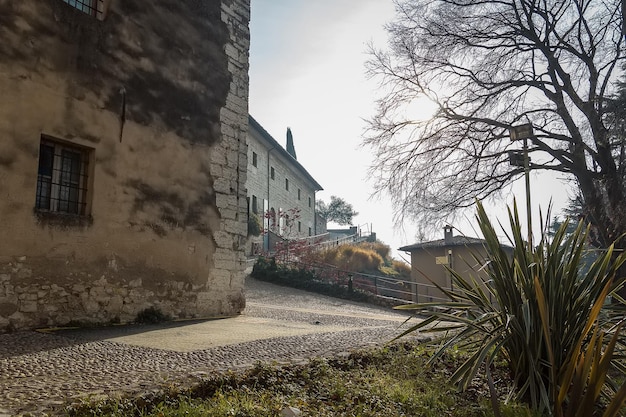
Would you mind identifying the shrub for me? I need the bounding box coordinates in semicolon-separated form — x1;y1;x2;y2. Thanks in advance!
247;214;262;237
359;241;391;260
391;260;411;278
395;201;626;416
341;247;383;272
251;256;373;303
135;306;171;324
316;245;384;272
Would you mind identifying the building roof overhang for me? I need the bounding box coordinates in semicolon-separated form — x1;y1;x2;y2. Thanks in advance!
249;115;323;191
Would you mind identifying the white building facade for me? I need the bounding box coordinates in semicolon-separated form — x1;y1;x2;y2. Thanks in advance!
246;116;323;254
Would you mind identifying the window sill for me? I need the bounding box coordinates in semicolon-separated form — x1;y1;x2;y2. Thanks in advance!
34;209;93;229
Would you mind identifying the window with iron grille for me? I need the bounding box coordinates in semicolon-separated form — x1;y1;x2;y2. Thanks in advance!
36;138;91;215
63;0;98;16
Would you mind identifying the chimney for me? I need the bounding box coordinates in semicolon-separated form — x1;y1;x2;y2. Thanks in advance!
444;225;453;243
286;127;297;159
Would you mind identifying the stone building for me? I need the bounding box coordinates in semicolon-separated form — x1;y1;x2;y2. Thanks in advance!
0;0;251;331
246;116;323;254
399;226;493;303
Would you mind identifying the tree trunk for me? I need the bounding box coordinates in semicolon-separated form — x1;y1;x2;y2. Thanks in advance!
579;180;626;300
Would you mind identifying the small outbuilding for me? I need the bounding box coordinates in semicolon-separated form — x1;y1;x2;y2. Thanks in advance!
399;226;494;303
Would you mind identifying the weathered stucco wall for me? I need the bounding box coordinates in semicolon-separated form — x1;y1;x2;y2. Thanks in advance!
409;245;489;303
0;0;250;331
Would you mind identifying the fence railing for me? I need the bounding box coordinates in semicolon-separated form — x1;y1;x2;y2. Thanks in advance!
273;259;450;305
266;229;374;256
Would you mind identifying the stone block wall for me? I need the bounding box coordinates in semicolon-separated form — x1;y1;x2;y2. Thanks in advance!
0;0;250;332
0;257;241;330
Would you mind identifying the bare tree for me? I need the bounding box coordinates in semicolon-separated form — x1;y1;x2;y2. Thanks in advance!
365;0;625;252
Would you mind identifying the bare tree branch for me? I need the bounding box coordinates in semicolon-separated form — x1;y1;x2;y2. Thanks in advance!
364;0;626;248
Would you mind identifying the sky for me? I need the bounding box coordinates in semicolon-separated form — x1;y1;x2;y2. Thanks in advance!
248;0;572;260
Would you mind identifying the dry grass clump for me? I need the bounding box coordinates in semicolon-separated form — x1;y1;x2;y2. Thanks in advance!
318;245;383;272
343;247;383;271
314;242;414;277
358;241;391;260
391;260;411;277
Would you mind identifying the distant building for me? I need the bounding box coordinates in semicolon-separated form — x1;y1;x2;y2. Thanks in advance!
246;116;323;254
327;226;376;245
315;213;328;236
0;0;250;331
399;226;496;303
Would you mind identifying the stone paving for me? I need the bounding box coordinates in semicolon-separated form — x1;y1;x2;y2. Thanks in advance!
0;278;421;416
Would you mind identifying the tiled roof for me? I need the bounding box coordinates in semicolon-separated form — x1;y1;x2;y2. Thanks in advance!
399;235;486;251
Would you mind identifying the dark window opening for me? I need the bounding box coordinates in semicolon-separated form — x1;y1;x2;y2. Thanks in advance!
252;195;258;214
270;208;277;230
297;188;301;200
63;0;97;16
252;152;257;167
285;178;289;191
36;138;90;215
270;167;275;180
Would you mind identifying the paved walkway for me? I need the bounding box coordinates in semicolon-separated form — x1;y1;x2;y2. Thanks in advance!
0;277;421;416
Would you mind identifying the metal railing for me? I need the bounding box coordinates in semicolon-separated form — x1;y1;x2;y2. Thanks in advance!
270;259;450;305
288;226;374;252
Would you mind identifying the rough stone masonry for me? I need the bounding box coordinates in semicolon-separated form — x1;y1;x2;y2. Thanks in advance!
0;0;251;331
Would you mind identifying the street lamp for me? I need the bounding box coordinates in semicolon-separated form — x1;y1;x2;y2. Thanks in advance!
509;123;533;247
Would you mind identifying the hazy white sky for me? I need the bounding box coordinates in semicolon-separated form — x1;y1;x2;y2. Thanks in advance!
248;0;572;258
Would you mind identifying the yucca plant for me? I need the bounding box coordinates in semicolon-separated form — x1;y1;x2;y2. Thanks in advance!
395;201;626;416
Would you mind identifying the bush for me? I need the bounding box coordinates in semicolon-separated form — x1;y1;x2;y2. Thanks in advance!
342;247;383;271
251;256;372;303
391;260;411;278
396;201;626;416
359;241;391;260
316;245;384;272
135;306;171;324
312;242;413;278
247;214;262;237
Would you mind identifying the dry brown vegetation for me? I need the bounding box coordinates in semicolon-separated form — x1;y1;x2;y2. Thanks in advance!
314;242;409;278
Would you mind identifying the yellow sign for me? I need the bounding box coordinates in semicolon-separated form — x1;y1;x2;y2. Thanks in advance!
435;256;448;265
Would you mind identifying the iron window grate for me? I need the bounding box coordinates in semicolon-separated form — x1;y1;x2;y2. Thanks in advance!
63;0;98;17
36;139;90;216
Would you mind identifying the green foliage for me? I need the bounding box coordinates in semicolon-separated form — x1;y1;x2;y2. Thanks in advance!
315;195;358;225
247;214;262;237
379;265;399;276
135;306;171;324
251;256;372;303
67;342;534;417
395;201;626;416
604;67;626;160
